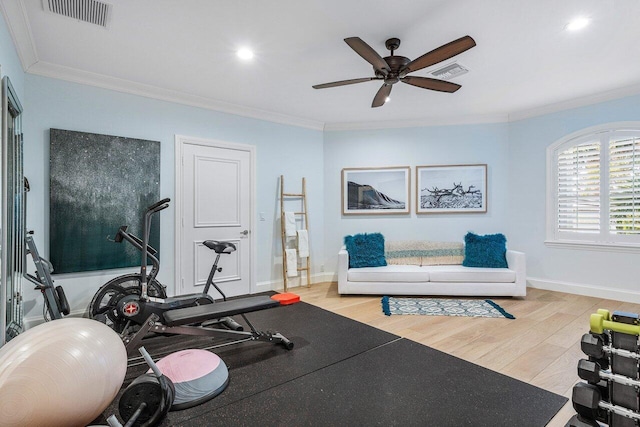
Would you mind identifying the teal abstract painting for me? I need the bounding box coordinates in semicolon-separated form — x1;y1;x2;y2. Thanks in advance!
49;129;160;273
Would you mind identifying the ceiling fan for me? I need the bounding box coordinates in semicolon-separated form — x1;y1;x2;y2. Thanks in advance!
312;35;476;108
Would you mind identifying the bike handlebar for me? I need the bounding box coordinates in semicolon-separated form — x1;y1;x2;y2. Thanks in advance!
149;203;169;215
147;198;171;212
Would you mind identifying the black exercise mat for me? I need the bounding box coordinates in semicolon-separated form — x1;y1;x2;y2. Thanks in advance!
209;338;568;427
96;301;398;425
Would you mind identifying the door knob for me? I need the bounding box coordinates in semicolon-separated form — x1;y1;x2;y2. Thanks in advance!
240;230;249;236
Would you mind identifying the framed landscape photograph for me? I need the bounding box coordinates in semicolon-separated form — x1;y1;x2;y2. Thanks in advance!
416;164;487;214
342;166;410;215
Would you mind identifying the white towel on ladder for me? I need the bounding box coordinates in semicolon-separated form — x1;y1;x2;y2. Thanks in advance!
285;249;298;277
284;212;297;237
297;230;309;258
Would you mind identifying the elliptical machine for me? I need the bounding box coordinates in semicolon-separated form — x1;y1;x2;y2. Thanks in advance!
90;198;241;334
24;232;70;321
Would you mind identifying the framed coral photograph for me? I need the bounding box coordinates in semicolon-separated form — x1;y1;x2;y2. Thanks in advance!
342;166;410;215
416;164;487;214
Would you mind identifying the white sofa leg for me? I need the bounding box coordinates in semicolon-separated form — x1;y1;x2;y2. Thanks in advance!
338;247;349;294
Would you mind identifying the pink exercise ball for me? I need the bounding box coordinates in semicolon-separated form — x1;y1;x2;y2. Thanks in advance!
0;318;127;427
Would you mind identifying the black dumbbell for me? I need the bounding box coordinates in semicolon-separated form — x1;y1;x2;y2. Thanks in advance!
106;402;147;427
579;333;610;369
581;333;640;361
118;373;174;426
105;346;174;427
578;359;640;387
571;382;640;423
565;413;599;427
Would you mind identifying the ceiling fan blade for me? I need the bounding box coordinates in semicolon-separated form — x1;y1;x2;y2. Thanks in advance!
401;76;461;93
401;35;476;76
344;37;391;76
372;84;392;108
312;77;378;89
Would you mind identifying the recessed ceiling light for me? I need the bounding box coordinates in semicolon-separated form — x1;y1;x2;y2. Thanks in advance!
236;48;254;60
565;17;589;31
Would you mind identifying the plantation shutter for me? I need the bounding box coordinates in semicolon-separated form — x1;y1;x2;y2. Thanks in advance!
609;136;640;235
557;142;600;233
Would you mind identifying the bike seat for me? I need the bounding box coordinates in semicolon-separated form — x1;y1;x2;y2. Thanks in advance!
203;240;236;254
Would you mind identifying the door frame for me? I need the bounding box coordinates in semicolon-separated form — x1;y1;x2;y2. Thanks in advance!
174;134;257;296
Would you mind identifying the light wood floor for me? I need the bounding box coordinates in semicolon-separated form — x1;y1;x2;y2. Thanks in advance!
286;282;640;426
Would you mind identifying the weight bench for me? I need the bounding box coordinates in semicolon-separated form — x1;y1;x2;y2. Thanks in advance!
123;295;293;360
164;295;279;326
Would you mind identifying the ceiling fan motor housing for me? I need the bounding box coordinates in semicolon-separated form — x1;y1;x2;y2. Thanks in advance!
375;55;411;84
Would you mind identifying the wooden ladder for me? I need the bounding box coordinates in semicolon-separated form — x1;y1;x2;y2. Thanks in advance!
280;175;311;291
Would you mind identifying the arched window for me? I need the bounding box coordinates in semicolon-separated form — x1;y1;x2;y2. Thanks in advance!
546;123;640;250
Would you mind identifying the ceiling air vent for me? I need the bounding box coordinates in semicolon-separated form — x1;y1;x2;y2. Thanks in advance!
42;0;112;28
431;63;468;80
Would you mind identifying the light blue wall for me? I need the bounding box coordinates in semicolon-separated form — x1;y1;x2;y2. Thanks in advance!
323;123;511;270
508;94;640;297
23;74;324;319
0;11;23;105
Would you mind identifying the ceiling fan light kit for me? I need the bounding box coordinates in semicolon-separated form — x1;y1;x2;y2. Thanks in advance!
313;35;476;108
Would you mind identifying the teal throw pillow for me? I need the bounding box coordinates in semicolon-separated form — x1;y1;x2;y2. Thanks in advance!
344;233;387;268
462;232;508;268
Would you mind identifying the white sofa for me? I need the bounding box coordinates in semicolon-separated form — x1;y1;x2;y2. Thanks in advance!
338;246;526;297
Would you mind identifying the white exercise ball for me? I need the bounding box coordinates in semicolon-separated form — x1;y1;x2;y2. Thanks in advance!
0;318;127;427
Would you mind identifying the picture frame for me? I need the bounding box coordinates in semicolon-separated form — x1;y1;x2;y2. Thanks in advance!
416;164;487;214
342;166;410;215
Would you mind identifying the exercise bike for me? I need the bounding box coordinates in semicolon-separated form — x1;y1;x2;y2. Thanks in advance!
90;198;242;333
90;199;292;357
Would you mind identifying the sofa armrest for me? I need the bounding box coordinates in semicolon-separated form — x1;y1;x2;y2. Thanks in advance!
506;250;526;296
338;246;349;294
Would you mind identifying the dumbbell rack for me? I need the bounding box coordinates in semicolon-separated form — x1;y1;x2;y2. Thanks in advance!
567;310;640;427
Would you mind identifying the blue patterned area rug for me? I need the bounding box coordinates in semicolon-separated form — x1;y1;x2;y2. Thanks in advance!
382;297;515;319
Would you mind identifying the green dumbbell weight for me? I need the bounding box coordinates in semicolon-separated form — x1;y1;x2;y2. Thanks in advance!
590;313;640;335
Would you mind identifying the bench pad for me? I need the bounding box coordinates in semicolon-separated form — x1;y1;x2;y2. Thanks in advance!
163;296;279;327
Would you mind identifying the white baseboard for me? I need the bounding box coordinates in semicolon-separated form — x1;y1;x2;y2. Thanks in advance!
255;272;335;292
527;277;640;304
23;308;88;330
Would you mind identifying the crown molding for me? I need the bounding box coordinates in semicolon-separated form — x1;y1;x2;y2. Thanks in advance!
0;0;38;70
27;61;325;131
323;112;509;131
508;83;640;122
329;83;640;130
19;60;640;133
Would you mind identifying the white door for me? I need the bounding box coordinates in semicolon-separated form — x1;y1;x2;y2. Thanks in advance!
176;136;254;298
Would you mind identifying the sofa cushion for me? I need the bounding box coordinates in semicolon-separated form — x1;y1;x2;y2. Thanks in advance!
347;265;430;282
426;265;515;283
344;233;387;268
462;232;508;268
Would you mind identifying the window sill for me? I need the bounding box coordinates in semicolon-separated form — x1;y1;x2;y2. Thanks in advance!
544;240;640;253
